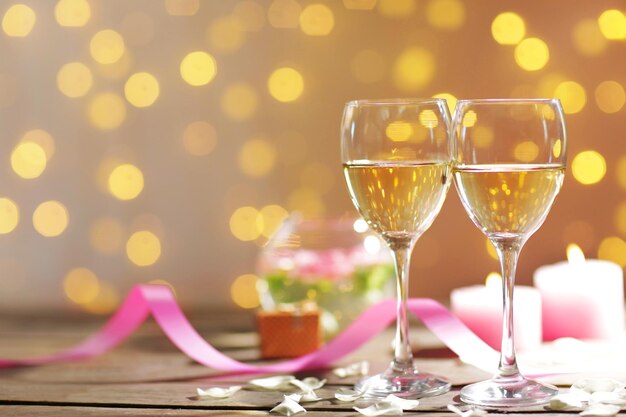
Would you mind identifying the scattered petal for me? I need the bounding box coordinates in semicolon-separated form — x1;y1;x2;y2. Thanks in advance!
285;393;302;402
300;390;322;402
249;375;295;390
580;404;621;417
333;361;370;378
572;379;626;395
335;387;365;402
384;394;419;410
447;404;488;417
196;386;242;398
270;396;307;416
549;394;585;410
590;391;626;406
354;401;402;416
290;377;326;391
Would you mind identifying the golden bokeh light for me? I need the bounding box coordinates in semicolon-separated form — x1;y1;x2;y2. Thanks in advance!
180;51;217;86
229;206;262;241
386;121;413;142
57;62;93;98
20;129;55;159
126;230;161;266
426;0;465;31
268;67;304;102
343;0;376;10
259;205;289;238
513;141;540;163
462;110;477;128
491;12;525;45
89;216;124;255
124;72;160;108
351;49;386;84
552;139;562;159
614;202;626;236
300;162;334;194
572;19;608;56
537;72;567;98
33;200;69;237
165;0;199;16
182;121;217;156
598;9;626;40
377;0;415;18
267;0;301;29
82;280;119;314
485;238;498;260
64;267;100;305
238;137;276;177
287;187;325;218
299;3;334;36
433;93;457;114
571;150;606;185
54;0;90;27
617;156;626;190
2;4;36;37
90;29;125;65
221;83;257;120
233;1;266;32
208;16;246;53
230;274;260;309
392;47;435;92
514;37;550;71
11;141;47;179
0;198;19;234
472;126;494;149
553;81;586;114
595;80;625;114
598;236;626;267
88;93;127;130
94;49;133;80
419;109;439;128
108;163;144;201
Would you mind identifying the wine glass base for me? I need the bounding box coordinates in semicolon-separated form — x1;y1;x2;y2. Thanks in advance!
355;367;451;398
460;375;558;407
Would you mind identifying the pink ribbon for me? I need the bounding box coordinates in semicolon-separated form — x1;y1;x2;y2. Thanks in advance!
0;284;499;373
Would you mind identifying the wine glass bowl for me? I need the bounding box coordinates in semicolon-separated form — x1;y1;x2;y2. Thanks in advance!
452;99;567;407
341;98;452;397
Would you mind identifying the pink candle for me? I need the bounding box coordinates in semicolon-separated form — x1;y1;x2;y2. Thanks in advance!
451;274;542;352
533;245;624;341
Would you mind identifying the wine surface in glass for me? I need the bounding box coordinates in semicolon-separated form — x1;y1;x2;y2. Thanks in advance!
343;162;450;241
454;164;564;239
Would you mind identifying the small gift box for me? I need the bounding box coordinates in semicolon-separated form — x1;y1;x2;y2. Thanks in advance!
256;304;322;358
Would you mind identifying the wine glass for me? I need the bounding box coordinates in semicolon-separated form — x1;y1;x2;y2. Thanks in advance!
341;98;452;397
451;99;566;406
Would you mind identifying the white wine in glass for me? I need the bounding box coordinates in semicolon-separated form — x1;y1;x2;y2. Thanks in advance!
341;99;452;398
452;99;567;407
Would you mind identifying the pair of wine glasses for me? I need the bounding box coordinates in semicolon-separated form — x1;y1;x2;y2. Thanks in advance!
341;98;566;407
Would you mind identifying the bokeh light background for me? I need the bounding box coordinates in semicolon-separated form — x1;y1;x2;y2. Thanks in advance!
1;0;625;314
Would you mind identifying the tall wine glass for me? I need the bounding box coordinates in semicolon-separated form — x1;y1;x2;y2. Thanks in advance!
341;99;452;397
452;99;566;406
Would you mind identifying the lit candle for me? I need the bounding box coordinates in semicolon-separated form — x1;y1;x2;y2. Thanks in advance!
533;244;625;341
450;273;542;352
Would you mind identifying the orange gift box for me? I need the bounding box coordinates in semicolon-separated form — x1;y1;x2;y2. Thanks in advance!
256;308;322;359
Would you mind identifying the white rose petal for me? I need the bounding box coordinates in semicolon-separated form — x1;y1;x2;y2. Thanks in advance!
549;394;585;410
196;386;242;399
383;394;419;410
335;387;365;402
270;396;307;416
285;393;302;402
300;390;322;403
354;402;403;416
590;391;626;406
249;375;295;390
580;404;621;417
572;379;626;395
447;404;488;417
333;361;370;378
290;377;326;392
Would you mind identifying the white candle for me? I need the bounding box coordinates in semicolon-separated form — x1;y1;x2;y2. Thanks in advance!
451;273;542;352
533;244;625;341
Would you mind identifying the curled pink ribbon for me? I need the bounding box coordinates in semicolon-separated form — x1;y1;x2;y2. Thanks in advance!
0;284;499;373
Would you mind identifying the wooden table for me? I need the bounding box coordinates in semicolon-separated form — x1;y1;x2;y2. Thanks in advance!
0;312;615;416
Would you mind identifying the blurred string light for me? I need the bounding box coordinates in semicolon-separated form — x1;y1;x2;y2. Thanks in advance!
11;141;47;179
182;121;217;156
126;230;161;266
21;129;55;159
513;141;539;163
54;0;90;27
595;81;625;114
267;0;301;29
33;200;69;237
108;163;144;200
82;281;119;314
179;51;217;86
268;67;304;102
426;0;465;31
238;137;276;177
221;82;257;120
392;47;435;92
377;0;415;18
2;4;36;37
598;236;626;267
571;150;606;185
514;37;549;71
472;126;494;149
491;12;525;45
351;49;386;84
230;206;262;241
233;1;266;32
57;62;93;98
89;216;124;254
95;50;133;80
419;109;439;128
124;72;160;108
432;93;457;114
485;238;498;260
259;205;289;238
0;198;19;234
598;9;626;40
165;0;199;16
230;273;260;309
207;16;246;53
386;121;412;142
90;29;125;65
572;19;607;56
299;3;334;36
553;81;586;114
64;267;99;305
88;93;127;130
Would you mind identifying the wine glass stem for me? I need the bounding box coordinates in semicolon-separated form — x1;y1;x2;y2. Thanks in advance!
494;239;523;378
389;239;416;370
